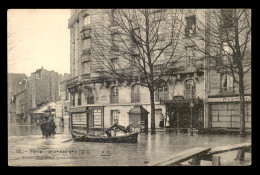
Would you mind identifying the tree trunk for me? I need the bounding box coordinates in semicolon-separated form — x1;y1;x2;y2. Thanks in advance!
150;90;156;134
238;73;246;137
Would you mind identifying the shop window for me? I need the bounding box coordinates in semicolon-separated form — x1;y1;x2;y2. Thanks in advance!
93;109;102;127
155;82;168;102
110;86;119;104
221;73;234;92
111;110;119;124
185;79;196;99
185;15;196;37
131;84;140;103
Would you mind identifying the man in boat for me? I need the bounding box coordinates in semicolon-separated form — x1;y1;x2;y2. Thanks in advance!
105;121;132;137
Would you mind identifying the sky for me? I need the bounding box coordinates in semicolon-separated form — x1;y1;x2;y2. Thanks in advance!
8;9;71;77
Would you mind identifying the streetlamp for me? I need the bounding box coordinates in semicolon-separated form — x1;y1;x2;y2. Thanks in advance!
190;99;194;136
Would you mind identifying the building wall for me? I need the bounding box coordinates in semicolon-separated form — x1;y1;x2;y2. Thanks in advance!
67;9;207;130
32;68;60;106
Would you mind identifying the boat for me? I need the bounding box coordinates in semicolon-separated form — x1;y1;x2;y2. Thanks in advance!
71;129;138;143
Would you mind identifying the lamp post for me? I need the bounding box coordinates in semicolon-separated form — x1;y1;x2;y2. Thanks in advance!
190;99;194;136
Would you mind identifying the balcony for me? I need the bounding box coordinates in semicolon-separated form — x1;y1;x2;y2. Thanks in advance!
67;76;79;89
81;25;92;40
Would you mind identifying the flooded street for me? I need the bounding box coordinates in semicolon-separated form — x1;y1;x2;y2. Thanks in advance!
8;125;251;166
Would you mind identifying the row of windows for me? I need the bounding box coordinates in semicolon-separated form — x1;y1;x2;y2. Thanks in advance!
71;80;197;106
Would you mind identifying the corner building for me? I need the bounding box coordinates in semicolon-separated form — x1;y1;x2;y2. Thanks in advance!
67;9;209;133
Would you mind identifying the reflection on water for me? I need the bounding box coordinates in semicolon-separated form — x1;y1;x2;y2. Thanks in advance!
8;125;251;166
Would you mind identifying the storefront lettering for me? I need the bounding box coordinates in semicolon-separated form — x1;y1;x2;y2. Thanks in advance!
69;107;87;113
207;96;251;102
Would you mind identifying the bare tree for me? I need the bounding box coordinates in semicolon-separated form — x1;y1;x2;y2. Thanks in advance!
90;9;185;134
184;9;251;137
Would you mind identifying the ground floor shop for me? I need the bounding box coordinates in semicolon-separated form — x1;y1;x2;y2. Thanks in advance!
206;96;251;129
69;103;166;134
164;96;204;130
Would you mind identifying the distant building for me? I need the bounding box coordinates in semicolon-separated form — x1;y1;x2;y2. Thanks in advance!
29;67;62;124
8;73;28;123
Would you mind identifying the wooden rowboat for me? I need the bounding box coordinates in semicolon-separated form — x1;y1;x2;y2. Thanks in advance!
71;129;138;143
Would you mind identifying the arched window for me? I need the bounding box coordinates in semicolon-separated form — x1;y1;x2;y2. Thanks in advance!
131;84;140;103
78;91;82;106
84;87;94;104
110;86;119;104
185;79;196;99
155;82;169;102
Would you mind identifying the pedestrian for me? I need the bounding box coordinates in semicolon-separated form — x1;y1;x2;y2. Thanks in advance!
40;119;47;137
50;119;56;137
165;113;170;128
159;113;164;128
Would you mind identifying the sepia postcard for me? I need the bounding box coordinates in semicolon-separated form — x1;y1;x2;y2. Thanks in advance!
8;9;251;166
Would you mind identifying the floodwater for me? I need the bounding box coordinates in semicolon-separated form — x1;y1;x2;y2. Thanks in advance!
8;124;251;166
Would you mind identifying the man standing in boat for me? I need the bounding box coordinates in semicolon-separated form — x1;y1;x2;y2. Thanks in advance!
105;121;133;137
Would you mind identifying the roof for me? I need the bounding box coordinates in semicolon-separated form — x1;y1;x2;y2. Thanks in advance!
31;101;56;113
128;105;149;114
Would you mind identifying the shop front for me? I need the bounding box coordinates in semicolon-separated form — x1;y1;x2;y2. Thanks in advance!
207;95;251;129
164;96;204;130
69;106;104;135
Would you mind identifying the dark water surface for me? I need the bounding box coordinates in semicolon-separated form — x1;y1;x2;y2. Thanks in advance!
8;125;251;166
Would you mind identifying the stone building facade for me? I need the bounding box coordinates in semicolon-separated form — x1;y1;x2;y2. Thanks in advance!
8;73;28;123
203;9;251;130
67;9;207;132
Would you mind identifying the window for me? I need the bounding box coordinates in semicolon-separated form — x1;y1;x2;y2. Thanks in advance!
36;70;42;79
85;87;94;104
186;46;196;66
133;28;141;43
111;9;117;26
155;82;168;102
111;58;118;70
131;84;140;103
93;109;102;127
111;33;119;51
78;91;82;106
185;15;196;37
222;42;232;61
111;110;119;124
65;90;69;101
83;61;91;74
221;73;234;92
110;86;119;104
72;93;75;106
185;80;196;99
221;9;233;29
83;15;90;26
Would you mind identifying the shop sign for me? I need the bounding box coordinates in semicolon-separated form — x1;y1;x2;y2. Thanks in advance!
207;96;251;102
69;107;87;113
